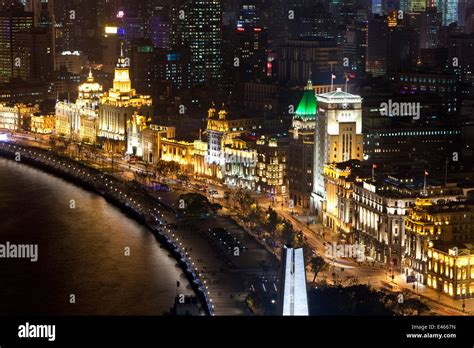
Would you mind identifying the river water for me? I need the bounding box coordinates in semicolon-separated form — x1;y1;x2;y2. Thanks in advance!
0;158;191;315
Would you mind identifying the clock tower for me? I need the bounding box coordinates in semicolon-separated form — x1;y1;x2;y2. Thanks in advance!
113;43;132;93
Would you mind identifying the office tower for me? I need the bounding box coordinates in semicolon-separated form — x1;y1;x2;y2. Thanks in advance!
170;0;223;86
419;6;442;49
434;0;459;26
366;14;387;76
278;38;342;86
311;88;363;214
366;13;416;76
0;5;34;83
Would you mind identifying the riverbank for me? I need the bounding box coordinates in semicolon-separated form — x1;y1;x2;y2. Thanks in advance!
0;142;213;315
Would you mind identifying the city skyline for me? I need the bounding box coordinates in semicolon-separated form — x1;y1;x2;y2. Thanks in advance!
1;0;474;345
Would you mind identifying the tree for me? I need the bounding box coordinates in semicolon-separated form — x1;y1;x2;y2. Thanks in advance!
308;284;394;316
238;191;254;217
264;207;279;232
179;193;220;217
310;255;329;283
281;220;294;246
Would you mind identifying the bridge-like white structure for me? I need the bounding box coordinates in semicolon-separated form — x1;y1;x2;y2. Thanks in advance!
281;247;309;316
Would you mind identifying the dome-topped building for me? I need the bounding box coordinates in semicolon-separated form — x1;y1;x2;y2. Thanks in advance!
77;68;103;110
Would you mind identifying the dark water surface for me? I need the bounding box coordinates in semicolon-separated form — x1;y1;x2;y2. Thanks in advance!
0;158;191;315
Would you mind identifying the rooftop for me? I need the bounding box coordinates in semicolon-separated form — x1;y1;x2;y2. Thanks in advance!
295;80;317;119
317;88;362;103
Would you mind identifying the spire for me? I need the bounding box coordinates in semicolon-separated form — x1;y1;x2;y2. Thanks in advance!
116;41;128;68
306;71;313;90
87;66;94;82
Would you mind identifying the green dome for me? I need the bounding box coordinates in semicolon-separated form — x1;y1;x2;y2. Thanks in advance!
295;81;317;118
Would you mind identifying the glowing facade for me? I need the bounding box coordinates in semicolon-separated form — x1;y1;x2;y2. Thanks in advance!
31;114;55;134
98;44;152;149
427;242;474;298
0;103;38;131
311;88;363;214
205;105;261;178
55;70;103;144
405;198;473;285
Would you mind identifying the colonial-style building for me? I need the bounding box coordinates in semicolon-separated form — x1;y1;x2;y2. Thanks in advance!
31;113;55;134
0;103;39;131
427;242;474;299
98;44;152;152
223;137;258;190
55;69;103;144
322;160;367;241
405;197;474;285
288;80;316;208
255;135;288;195
352;177;464;272
205;104;262;179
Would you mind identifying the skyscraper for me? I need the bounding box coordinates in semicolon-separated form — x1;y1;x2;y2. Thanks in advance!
171;0;223;86
0;5;34;83
311;88;363;214
434;0;459;26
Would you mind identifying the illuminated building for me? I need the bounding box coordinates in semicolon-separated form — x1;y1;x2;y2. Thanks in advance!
30;113;55;134
311;88;363;215
161;138;195;173
410;0;427;12
405;197;474;284
98;44;152;152
353;176;417;269
323;161;366;240
288;80;316;208
142;125;175;165
427;241;474;298
102;26;122;74
223;137;258;190
205;104;262;179
55;51;87;75
126;112;148;157
233;23;267;80
193;139;211;177
0;6;34;83
0;103;38;131
171;0;223;86
353;176;465;271
55;69;103;144
436;0;459;26
255;136;288;195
